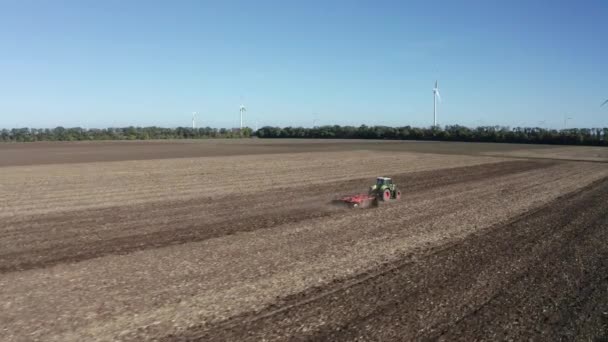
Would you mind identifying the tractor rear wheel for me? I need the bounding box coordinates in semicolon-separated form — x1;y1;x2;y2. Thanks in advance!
382;189;391;201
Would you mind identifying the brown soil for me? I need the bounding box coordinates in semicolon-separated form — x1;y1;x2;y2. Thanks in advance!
0;160;549;273
164;177;608;342
2;143;608;341
0;139;563;167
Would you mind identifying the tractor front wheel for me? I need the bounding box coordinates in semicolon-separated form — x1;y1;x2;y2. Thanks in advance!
382;189;391;201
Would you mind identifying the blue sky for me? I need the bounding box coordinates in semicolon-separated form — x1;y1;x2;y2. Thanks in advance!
0;0;607;129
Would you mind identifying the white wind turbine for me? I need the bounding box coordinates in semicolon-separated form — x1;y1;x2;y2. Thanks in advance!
239;104;246;130
564;115;573;129
433;80;441;127
192;112;197;129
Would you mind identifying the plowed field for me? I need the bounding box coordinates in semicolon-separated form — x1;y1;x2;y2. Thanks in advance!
1;140;607;341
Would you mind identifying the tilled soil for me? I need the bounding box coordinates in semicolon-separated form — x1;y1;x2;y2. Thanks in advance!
0;150;505;217
2;147;608;341
166;177;608;342
0;139;555;167
0;160;548;273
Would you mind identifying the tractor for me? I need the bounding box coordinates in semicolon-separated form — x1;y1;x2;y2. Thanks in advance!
335;177;401;208
368;177;401;202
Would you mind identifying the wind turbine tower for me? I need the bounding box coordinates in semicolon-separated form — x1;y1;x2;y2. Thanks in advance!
564;115;572;129
192;112;197;129
239;105;246;130
433;81;442;127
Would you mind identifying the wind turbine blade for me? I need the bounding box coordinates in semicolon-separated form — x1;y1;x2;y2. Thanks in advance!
436;90;441;102
602;99;608;107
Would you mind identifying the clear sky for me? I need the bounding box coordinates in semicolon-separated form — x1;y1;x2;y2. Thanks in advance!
1;0;607;129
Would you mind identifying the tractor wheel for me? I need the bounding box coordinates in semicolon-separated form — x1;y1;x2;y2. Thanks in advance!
395;190;402;200
382;189;391;201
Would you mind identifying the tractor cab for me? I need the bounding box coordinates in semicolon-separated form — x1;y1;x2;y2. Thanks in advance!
376;177;393;187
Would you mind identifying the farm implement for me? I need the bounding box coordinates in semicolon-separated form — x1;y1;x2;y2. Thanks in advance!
334;177;402;208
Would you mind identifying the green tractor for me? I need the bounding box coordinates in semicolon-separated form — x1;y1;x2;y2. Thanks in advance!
369;177;401;201
334;176;402;208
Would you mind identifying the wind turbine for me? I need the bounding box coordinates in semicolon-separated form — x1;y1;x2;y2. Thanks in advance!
433;80;441;127
192;112;197;129
564;115;572;129
239;104;246;130
602;99;608;107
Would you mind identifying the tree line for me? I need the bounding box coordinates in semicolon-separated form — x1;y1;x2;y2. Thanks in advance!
1;125;608;146
256;125;608;146
1;126;253;142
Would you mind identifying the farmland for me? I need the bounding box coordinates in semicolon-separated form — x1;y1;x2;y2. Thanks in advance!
1;139;608;341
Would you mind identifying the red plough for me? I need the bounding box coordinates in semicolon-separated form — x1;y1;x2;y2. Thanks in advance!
333;193;379;208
